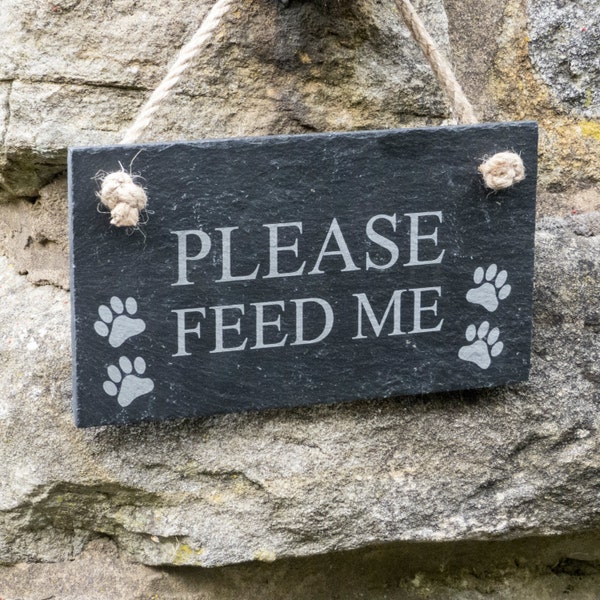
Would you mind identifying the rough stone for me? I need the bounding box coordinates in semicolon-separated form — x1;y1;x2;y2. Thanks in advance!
528;0;600;118
1;0;599;213
2;534;600;600
0;177;69;289
2;0;600;593
0;0;450;198
445;0;600;192
442;0;506;117
1;215;600;568
0;81;138;197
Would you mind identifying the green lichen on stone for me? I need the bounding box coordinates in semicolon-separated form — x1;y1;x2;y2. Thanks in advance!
173;543;204;566
581;120;600;141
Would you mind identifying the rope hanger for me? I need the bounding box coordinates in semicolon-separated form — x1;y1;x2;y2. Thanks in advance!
99;0;525;228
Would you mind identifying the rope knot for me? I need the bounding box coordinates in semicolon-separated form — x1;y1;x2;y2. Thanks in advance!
99;171;147;227
478;152;525;191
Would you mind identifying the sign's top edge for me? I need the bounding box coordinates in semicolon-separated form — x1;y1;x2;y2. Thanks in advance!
68;121;538;154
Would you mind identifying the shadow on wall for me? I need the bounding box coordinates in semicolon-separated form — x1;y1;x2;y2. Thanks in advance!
2;532;600;599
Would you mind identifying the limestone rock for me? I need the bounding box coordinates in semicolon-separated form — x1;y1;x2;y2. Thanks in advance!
2;0;600;582
0;0;450;198
446;0;600;193
3;534;600;600
528;0;600;118
0;0;455;290
0;177;69;289
1;216;600;568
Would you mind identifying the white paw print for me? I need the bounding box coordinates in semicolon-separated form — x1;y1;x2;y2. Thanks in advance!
94;296;146;348
103;356;154;407
458;321;504;370
466;264;511;312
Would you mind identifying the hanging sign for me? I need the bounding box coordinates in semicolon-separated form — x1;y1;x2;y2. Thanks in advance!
69;121;537;427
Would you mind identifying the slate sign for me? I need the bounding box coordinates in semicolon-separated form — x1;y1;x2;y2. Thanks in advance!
69;122;538;427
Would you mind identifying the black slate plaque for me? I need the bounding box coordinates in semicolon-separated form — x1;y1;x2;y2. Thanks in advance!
69;122;538;427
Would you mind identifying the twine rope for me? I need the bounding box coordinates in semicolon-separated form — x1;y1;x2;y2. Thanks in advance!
478;151;526;190
99;0;524;228
396;0;524;190
395;0;477;126
121;0;235;145
99;0;234;227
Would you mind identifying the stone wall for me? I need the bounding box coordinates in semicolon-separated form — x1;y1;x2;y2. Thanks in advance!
1;0;600;597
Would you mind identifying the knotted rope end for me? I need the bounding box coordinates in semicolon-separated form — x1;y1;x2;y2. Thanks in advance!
98;170;148;228
478;151;525;191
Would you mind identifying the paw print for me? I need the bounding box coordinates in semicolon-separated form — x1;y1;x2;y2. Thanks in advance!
458;321;504;370
103;356;154;407
466;264;511;312
94;297;146;348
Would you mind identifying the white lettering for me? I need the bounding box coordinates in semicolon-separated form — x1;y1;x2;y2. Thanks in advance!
250;301;288;349
365;213;399;271
410;287;444;334
210;304;248;353
353;290;406;339
216;227;260;282
172;307;206;356
263;222;306;279
403;211;445;267
290;298;334;346
171;230;211;286
309;218;360;275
